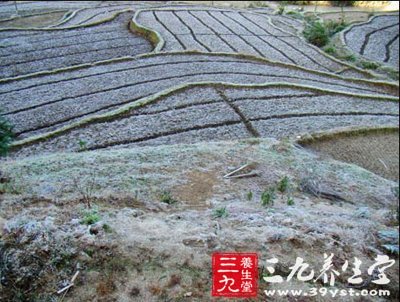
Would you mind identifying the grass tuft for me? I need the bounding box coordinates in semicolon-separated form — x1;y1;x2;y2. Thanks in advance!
261;188;276;207
160;191;177;204
212;207;229;219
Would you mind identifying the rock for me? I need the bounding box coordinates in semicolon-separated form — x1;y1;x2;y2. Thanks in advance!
184;292;192;297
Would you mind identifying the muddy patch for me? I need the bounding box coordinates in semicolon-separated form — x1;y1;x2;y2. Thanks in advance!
173;170;218;210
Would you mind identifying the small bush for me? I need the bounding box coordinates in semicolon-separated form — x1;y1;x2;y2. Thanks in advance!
78;139;87;151
303;21;329;47
81;211;100;225
303;19;348;48
247;191;253;201
343;54;357;62
325;20;348;35
261;188;276;207
278;176;290;193
324;46;337;55
360;60;380;70
160;191;177;204
0;114;14;156
213;207;228;219
287;197;295;206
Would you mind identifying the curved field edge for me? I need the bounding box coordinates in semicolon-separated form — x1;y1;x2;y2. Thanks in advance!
0;8;135;31
10;81;399;150
130;6;382;80
1;50;398;91
339;13;400;67
297;125;399;145
0;9;69;27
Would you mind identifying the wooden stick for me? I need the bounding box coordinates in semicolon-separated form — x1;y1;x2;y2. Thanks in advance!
57;283;74;295
225;172;258;179
223;164;250;178
71;270;80;283
57;270;80;296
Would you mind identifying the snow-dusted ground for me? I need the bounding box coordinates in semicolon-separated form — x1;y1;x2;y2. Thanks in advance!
344;14;399;69
0;12;152;78
135;7;368;76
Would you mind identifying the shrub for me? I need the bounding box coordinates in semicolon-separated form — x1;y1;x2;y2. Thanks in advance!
360;60;380;70
0;114;14;156
213;207;228;218
325;20;348;35
81;211;100;225
78;139;87;151
278;176;290;193
324;46;337;55
343;54;357;62
303;21;329;47
303;19;348;48
160;191;177;204
287;197;295;206
261;188;276;207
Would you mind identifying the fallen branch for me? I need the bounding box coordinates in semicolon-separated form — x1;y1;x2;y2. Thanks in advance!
57;270;80;296
57;283;74;295
225;172;259;179
223;164;250;178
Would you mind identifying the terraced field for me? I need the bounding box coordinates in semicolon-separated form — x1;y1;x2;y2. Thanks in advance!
343;14;399;69
11;82;398;158
0;3;399;301
0;3;399;167
134;7;371;77
2;52;398;140
0;12;152;78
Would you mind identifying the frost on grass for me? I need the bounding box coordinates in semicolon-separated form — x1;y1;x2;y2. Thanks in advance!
0;139;398;301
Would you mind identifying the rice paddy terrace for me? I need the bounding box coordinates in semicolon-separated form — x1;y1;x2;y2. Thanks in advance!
0;2;399;179
0;3;399;301
343;14;399;69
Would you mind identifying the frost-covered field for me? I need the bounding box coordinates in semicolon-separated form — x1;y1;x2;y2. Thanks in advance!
0;2;398;301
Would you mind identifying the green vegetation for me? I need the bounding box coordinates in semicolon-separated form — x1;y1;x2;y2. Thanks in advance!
359;60;380;70
287;197;295;206
324;46;337;55
160;191;177;204
261;188;276;207
343;54;357;62
102;223;113;233
247;191;253;201
325;20;348;35
303;19;348;47
303;21;329;47
78;139;88;151
0;113;14;156
212;207;229;219
81;210;100;225
277;176;290;193
277;3;286;15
